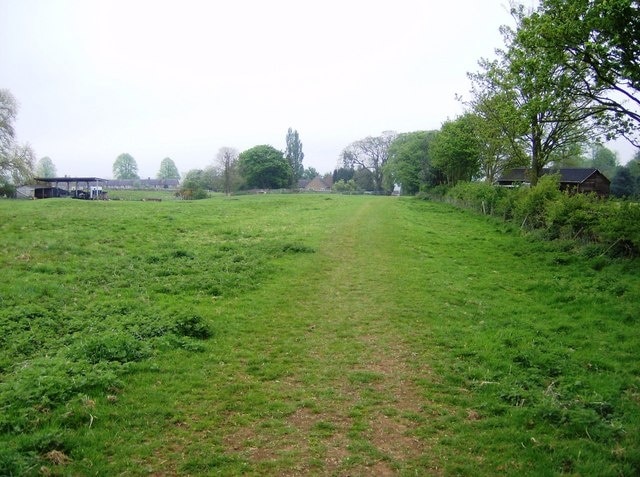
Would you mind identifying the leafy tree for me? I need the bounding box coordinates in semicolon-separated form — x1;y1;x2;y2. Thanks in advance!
332;179;357;193
215;147;240;195
353;167;375;191
341;131;396;193
466;90;529;182
178;169;210;199
238;145;291;189
469;7;607;185
431;114;482;185
35;156;57;178
610;166;636;198
519;0;640;145
587;144;618;179
302;167;319;180
157;157;180;180
332;167;355;183
1;89;17;157
285;128;304;185
112;153;139;180
1;89;34;193
386;130;439;195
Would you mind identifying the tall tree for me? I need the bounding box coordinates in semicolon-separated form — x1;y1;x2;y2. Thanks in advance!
341;131;396;193
466;89;529;182
0;89;17;158
519;0;640;145
215;147;240;195
35;156;57;178
112;153;139;180
386;130;440;194
469;7;606;185
238;145;291;189
431;114;483;185
157;157;180;180
1;90;34;192
285;128;304;185
588;144;618;179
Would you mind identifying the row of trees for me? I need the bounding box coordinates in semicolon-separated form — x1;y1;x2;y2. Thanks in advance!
177;128;311;197
340;0;638;197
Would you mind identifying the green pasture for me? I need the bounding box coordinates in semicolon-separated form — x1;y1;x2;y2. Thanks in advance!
0;195;638;475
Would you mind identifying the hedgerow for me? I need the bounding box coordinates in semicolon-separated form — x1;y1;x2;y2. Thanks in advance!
437;180;640;256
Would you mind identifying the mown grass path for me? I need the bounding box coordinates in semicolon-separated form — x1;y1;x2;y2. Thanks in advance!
78;196;448;476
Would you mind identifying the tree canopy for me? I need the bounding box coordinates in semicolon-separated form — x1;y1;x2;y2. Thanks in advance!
518;0;640;145
386;130;439;195
1;89;34;193
341;131;396;193
35;156;57;178
216;147;240;195
238;145;291;189
157;157;180;180
431;114;483;185
113;153;139;180
285;128;304;185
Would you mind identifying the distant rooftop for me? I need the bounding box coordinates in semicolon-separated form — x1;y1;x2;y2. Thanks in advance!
34;177;107;183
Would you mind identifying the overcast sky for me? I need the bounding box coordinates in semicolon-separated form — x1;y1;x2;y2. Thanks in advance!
1;1;634;179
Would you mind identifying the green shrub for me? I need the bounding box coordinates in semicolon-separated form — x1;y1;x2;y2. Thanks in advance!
173;314;212;339
597;202;640;256
72;333;150;364
544;192;600;241
514;175;561;229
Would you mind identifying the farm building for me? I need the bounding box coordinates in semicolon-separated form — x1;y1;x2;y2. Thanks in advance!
498;168;610;196
22;177;109;199
303;175;333;192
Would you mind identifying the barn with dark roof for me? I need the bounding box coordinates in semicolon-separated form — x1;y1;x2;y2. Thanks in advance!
498;168;610;196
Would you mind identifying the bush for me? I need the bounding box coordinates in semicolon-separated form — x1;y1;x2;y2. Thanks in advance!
544;192;600;241
173;314;212;339
514;174;561;229
597;202;640;256
72;332;150;364
427;176;640;258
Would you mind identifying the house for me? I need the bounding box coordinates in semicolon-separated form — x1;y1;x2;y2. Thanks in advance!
303;175;333;192
497;168;610;196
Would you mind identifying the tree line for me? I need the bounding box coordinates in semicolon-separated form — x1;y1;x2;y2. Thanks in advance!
3;1;639;199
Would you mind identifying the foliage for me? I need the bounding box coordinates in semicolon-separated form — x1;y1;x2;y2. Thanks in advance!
341;131;396;193
215;147;241;195
178;169;211;199
157;157;180;180
610;167;637;198
520;0;640;145
285;128;304;185
445;178;640;255
35;156;57;178
112;153;139;180
239;145;291;189
301;167;319;180
431;113;482;185
332;178;358;193
466;90;529;181
0;90;34;191
386;130;440;195
469;6;606;185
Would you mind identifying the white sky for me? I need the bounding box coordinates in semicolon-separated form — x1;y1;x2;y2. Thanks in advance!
1;0;635;179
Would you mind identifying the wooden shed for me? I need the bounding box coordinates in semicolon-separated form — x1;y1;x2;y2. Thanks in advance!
498;168;610;196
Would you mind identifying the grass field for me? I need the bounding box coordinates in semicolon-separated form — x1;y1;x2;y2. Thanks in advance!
1;195;639;475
